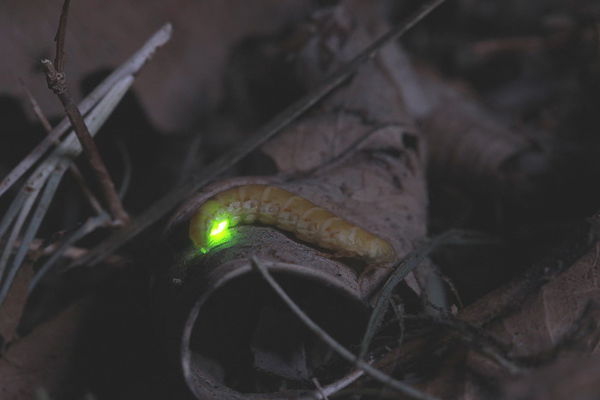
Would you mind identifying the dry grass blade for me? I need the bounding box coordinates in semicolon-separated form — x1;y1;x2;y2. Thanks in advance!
0;189;29;243
115;140;132;199
69;0;447;269
319;369;365;399
251;257;440;400
0;194;38;285
0;23;172;199
53;0;71;72
0;76;134;307
0;164;65;304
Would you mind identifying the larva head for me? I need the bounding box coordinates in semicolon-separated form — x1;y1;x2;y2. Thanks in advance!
368;238;396;264
354;231;396;264
189;200;235;255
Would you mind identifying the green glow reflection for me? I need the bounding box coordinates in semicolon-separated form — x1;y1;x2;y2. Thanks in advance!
199;216;233;255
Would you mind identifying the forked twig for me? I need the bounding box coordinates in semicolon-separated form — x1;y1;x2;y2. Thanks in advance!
42;0;128;224
70;0;447;269
251;256;439;400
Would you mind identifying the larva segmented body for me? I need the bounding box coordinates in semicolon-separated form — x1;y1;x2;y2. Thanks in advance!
189;184;396;263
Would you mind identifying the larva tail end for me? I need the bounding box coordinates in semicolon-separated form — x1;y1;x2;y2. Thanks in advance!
189;211;208;251
374;240;396;264
189;200;233;254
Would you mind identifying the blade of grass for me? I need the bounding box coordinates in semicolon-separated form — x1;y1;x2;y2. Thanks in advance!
319;369;365;399
0;190;28;240
0;192;39;285
0;163;66;304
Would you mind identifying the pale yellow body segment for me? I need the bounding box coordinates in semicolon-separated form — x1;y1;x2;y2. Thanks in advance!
189;185;396;263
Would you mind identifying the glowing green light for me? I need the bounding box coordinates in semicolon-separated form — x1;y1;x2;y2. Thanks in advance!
210;220;229;237
204;217;233;251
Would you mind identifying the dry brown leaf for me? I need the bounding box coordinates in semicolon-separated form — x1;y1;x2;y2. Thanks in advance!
261;3;428;295
419;242;600;399
491;245;600;358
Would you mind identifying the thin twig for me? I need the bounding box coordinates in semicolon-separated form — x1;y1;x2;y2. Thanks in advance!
53;0;71;72
69;0;447;269
42;0;128;225
20;78;104;215
42;59;128;225
0;23;172;199
251;257;440;400
66;164;105;215
4;238;123;262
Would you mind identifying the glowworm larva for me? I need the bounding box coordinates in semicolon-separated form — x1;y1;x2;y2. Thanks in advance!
189;185;396;263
